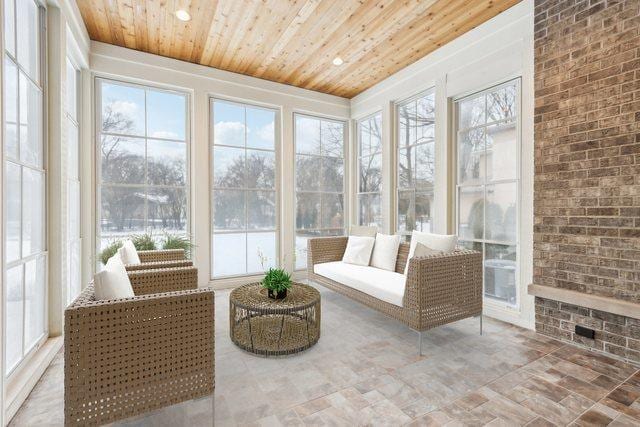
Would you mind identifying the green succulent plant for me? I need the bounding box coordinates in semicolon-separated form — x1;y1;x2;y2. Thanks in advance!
131;233;157;251
161;233;194;258
261;268;292;294
100;240;123;265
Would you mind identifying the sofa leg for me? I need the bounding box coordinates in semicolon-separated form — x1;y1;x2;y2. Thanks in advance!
418;331;423;356
479;315;483;336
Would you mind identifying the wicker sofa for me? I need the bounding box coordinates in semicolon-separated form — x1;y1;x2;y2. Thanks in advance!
307;236;483;352
124;248;193;271
64;266;214;426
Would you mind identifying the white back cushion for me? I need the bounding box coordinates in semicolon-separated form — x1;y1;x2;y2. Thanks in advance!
342;236;375;266
370;233;401;271
120;239;141;264
405;231;457;274
94;255;135;300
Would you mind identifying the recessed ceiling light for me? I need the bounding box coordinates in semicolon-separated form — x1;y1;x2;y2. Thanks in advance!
175;9;191;22
332;57;344;66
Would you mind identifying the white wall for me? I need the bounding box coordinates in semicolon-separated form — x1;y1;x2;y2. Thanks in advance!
350;0;535;329
88;43;351;287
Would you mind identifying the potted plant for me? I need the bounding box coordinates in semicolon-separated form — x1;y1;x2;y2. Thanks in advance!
257;248;292;300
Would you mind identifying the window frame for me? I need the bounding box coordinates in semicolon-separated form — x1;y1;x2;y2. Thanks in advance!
94;77;192;262
293;112;347;270
210;97;281;279
394;88;436;238
356;111;382;228
453;78;522;309
3;0;49;379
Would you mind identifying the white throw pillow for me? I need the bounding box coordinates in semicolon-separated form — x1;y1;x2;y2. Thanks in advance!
94;255;135;300
350;225;378;238
370;233;401;271
342;236;375;266
405;231;457;274
120;239;141;264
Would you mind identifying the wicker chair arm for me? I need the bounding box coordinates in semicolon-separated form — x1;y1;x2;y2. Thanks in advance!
404;250;483;316
307;236;348;269
128;266;198;295
138;249;186;263
125;259;193;271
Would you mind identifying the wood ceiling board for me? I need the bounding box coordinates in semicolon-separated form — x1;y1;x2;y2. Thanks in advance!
77;0;522;98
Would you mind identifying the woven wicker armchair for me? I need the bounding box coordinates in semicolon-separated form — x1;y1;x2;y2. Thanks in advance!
64;266;214;426
307;237;482;353
124;248;193;271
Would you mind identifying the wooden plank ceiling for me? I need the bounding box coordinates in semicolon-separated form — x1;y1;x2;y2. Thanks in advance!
77;0;521;98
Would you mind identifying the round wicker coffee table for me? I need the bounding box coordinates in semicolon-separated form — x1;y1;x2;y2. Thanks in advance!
229;283;321;356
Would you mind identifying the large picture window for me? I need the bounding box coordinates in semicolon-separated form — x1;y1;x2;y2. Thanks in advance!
294;114;345;270
455;80;519;306
357;112;382;227
3;0;47;376
396;90;435;238
97;79;189;251
211;99;278;278
66;57;81;305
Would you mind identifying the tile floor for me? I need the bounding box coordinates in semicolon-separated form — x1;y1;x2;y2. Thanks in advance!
9;284;640;426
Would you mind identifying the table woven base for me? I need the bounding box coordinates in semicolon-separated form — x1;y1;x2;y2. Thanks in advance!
230;283;321;356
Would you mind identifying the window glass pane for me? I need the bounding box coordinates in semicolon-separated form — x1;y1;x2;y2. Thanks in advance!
4;0;15;55
415;142;435;189
246;149;275;189
321;121;343;157
484;243;517;304
487;85;516;122
459;95;485;129
213;101;244;147
22;168;44;257
147;187;187;234
67;119;79;180
147;91;186;140
19;73;43;167
359;154;381;193
213;146;245;188
296;193;320;230
16;0;39;82
295;155;321;191
147;139;187;186
459;240;482;252
321;157;343;192
458;127;485;185
68;241;81;305
24;256;46;351
213;189;245;231
321;193;344;229
6;162;21;263
100;186;146;237
295;234;310;270
212;233;246;276
398;147;412;189
358;194;381;227
246;107;275;150
247;232;276;273
4;58;18;159
66;59;77;119
101;82;145;136
247;191;276;230
68;180;80;239
6;265;23;374
414;192;434;233
100;136;145;184
486;122;517;182
397;190;412;233
416;96;435;143
295;116;320;155
458;186;484;241
486;183;517;243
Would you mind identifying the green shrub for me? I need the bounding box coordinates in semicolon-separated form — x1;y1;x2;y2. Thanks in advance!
162;234;194;258
100;240;123;265
261;268;292;294
131;233;157;251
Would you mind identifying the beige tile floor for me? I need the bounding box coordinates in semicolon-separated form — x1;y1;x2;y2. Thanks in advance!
9;284;640;426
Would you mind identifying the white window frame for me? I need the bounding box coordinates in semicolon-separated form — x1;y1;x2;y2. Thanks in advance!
453;78;522;310
94;77;191;261
210;97;281;279
356;111;382;228
294;113;347;270
394;88;436;238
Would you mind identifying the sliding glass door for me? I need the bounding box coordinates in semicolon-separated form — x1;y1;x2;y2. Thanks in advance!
3;0;47;376
211;99;278;278
455;79;520;307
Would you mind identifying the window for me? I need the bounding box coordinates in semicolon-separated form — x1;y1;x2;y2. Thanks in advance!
455;80;519;306
396;90;435;238
3;0;47;376
66;57;81;305
295;114;345;270
357;112;382;227
211;99;278;278
97;79;189;251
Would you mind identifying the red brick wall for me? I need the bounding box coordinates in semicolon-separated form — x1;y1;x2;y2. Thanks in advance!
533;0;640;303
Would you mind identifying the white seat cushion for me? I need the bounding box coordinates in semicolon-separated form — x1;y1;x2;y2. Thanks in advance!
314;261;406;307
120;239;141;264
94;255;135;300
